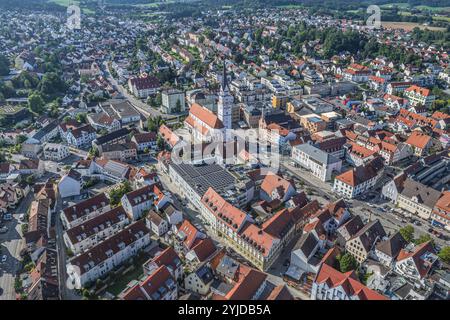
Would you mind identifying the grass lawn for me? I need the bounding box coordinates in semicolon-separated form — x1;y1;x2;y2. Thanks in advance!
380;2;411;9
103;252;150;297
415;5;450;12
276;4;304;9
49;0;79;6
433;15;450;23
106;265;144;297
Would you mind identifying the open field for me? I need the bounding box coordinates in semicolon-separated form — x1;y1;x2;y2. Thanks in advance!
381;21;446;31
433;15;450;23
49;0;79;5
415;5;450;12
380;3;450;12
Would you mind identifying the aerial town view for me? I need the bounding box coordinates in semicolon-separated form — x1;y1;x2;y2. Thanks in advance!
0;0;449;305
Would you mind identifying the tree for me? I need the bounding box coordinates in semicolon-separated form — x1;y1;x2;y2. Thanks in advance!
39;72;66;95
88;146;99;158
399;225;415;243
174;99;182;113
438;247;450;264
338;253;358;273
15;135;27;145
157;135;165;150
28;91;45;114
0;54;9;76
25;175;35;185
147;115;164;132
415;233;434;246
76;113;87;124
108;181;132;206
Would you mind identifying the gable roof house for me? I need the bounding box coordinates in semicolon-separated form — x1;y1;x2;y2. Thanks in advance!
58;169;82;199
61;193;111;229
405;131;433;156
24;199;52;249
374;232;408;268
394;241;438;282
312;263;388;300
397;178;442;220
345;219;387;264
143;246;183;280
66;220;151;288
333;156;384;199
260;172;296;203
119;265;177;300
121;184;158;221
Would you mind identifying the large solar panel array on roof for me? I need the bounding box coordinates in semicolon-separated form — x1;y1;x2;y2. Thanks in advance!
171;162;236;196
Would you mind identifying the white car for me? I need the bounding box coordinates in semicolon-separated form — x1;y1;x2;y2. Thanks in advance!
1;255;6;263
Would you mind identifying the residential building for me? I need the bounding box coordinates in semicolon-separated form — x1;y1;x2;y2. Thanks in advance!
143;246;183;280
397;179;442;220
63;206;130;255
405;131;433;156
374;232;407;268
128;75;161;98
394;242;438;282
404;85;435;108
66;220;151;287
260;172;296;203
61;193;111;229
300;114;327;134
119;265;177;300
58;169;82;199
161;89;185;114
121;184;157;220
101;142;138;162
311;263;387;300
24;199;51;248
431;191;450;230
333;157;384;199
184;265;214;295
292;143;342;182
43;143;70;161
131;132;157;152
146;211;169;236
65;124;97;148
345;220;386;263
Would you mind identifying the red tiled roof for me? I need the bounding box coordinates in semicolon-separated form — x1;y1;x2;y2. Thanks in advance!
202;187;248;232
189;103;224;129
260;172;294;200
190;238;217;262
405;131;432;149
405;85;431;97
396;241;436;279
315;263;388;300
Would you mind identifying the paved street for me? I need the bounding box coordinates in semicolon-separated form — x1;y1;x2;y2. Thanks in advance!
0;192;33;300
101;61;171;120
280;156;336;202
54;194;79;300
281;156;448;248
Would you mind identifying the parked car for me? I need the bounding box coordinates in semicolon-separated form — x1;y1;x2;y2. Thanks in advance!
2;214;12;221
0;226;8;234
1;255;6;263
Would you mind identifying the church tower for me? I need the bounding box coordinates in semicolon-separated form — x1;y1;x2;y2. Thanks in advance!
217;61;234;131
